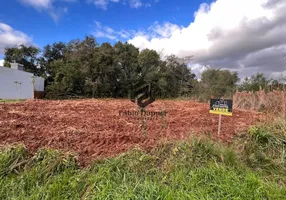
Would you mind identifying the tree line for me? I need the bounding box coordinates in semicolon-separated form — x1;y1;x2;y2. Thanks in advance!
3;36;285;100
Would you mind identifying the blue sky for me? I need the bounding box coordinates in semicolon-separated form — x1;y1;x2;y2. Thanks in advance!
0;0;211;48
0;0;286;78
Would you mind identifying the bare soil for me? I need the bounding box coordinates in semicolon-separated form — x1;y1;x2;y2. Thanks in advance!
0;99;263;166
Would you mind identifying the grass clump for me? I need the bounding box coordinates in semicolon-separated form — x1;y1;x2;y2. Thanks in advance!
1;121;286;199
240;119;286;180
0;145;29;176
0;99;26;103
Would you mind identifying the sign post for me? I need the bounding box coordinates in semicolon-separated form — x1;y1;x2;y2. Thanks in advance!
210;99;233;136
218;114;222;136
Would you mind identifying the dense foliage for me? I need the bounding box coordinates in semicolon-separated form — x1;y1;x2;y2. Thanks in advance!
4;36;285;99
197;68;239;100
4;36;197;99
238;73;286;92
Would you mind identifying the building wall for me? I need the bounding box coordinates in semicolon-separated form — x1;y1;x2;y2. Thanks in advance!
34;76;45;92
0;66;44;100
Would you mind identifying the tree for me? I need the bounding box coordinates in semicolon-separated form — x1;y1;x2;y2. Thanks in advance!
163;55;196;97
200;68;239;98
269;76;286;91
113;42;140;97
45;36;98;98
137;49;161;96
37;42;67;89
239;73;270;92
87;42;116;97
4;45;43;76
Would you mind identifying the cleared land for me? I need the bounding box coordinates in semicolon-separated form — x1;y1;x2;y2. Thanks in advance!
0;99;263;165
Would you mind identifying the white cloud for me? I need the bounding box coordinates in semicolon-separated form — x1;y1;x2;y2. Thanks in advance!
93;21;117;40
19;0;72;22
19;0;154;18
88;0;151;10
0;23;33;55
92;20;134;40
19;0;53;9
148;21;182;38
189;63;208;79
89;0;116;10
48;6;69;22
92;20;183;43
0;59;4;66
130;0;142;8
117;30;131;38
128;0;286;78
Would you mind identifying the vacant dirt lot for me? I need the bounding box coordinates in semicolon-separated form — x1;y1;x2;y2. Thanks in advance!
0;99;263;165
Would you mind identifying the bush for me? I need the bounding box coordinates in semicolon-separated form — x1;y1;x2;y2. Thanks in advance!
0;135;285;199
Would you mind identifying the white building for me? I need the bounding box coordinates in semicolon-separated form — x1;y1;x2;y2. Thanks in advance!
0;63;45;100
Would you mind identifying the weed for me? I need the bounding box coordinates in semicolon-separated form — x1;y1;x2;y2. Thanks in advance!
1;122;286;199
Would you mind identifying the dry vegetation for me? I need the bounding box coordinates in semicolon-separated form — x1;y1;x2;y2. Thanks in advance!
234;90;286;118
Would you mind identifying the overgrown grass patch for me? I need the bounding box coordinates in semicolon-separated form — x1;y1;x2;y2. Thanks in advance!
1;120;286;199
237;119;286;181
0;99;26;103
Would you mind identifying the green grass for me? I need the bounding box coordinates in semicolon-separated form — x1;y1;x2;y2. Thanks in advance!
0;120;286;199
0;99;26;103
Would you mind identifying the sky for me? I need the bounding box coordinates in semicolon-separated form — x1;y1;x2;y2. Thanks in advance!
0;0;286;79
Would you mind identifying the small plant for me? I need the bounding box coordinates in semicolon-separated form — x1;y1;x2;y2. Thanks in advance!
248;126;274;145
0;145;29;177
242;120;286;177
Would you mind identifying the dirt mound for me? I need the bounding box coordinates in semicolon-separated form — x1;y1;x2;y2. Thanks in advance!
0;99;263;166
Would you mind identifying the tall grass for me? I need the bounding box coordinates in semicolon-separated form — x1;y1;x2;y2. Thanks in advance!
234;90;286;117
0;141;285;199
1;121;286;199
239;119;286;180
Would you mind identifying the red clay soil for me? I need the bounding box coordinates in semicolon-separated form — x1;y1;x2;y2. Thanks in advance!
0;99;263;166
